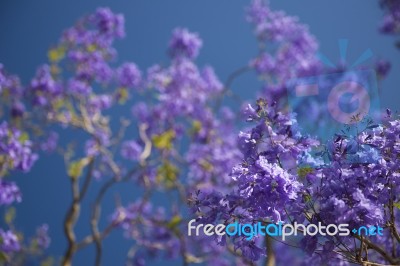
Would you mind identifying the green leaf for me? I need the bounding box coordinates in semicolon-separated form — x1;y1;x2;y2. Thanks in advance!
190;120;202;135
297;166;314;179
156;161;179;188
393;202;400;209
19;132;29;143
0;251;8;262
4;207;16;225
52;98;65;111
48;46;65;62
167;215;182;229
86;44;97;52
118;88;129;104
68;158;90;179
199;159;213;172
152;130;175;150
303;193;312;203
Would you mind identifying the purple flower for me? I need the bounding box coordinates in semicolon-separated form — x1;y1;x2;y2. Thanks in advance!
88;94;113;112
10;102;25;118
0;181;21;206
117;63;141;88
246;0;320;101
30;65;62;107
132;102;150;123
250;53;275;74
246;0;269;24
68;78;92;96
380;14;400;34
121;140;142;161
0;122;38;174
35;224;50;249
90;7;125;38
169;28;203;59
241;242;265;261
379;0;400;37
85;139;99;157
300;236;318;256
375;59;391;78
40;131;59;153
0;65;23;98
201;66;223;93
0;229;20;253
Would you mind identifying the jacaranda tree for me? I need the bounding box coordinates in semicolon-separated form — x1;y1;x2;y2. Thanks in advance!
0;1;398;265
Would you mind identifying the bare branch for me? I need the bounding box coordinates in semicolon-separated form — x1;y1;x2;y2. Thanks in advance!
354;235;399;265
138;123;152;165
90;167;140;265
265;236;276;266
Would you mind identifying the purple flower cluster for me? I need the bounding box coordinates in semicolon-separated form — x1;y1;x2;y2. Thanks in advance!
189;93;400;264
30;65;63;107
0;122;38;174
40;131;59;153
121;140;142;161
169;28;203;59
144;61;222;119
110;28;243;265
127;29;235;192
0;64;23;98
186;107;242;189
0;65;25;119
117;63;142;89
0;181;21;206
189;99;319;261
112;201;182;261
232;100;318;218
0;121;38;258
60;7;124;84
35;224;51;249
89;7;125;39
25;7;131;127
112;199;234;265
380;0;400;34
0;229;20;253
301;117;400;235
247;0;320;100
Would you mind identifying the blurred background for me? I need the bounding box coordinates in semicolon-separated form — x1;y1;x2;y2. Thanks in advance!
0;0;397;265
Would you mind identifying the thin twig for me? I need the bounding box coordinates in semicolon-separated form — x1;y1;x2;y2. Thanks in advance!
354;235;399;265
79;159;95;201
90;167;138;265
215;66;250;110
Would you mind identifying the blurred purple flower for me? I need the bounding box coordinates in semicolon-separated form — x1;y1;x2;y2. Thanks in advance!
169;28;203;59
0;181;21;206
35;224;50;249
0;229;20;253
40;131;59;153
121;140;142;161
117;63;142;88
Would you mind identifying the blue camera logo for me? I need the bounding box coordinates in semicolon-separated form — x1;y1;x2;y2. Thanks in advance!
287;40;381;164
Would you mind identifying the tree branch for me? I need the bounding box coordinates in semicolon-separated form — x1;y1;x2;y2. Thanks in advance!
62;157;95;266
265;236;276;266
354;235;400;265
90;167;139;265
